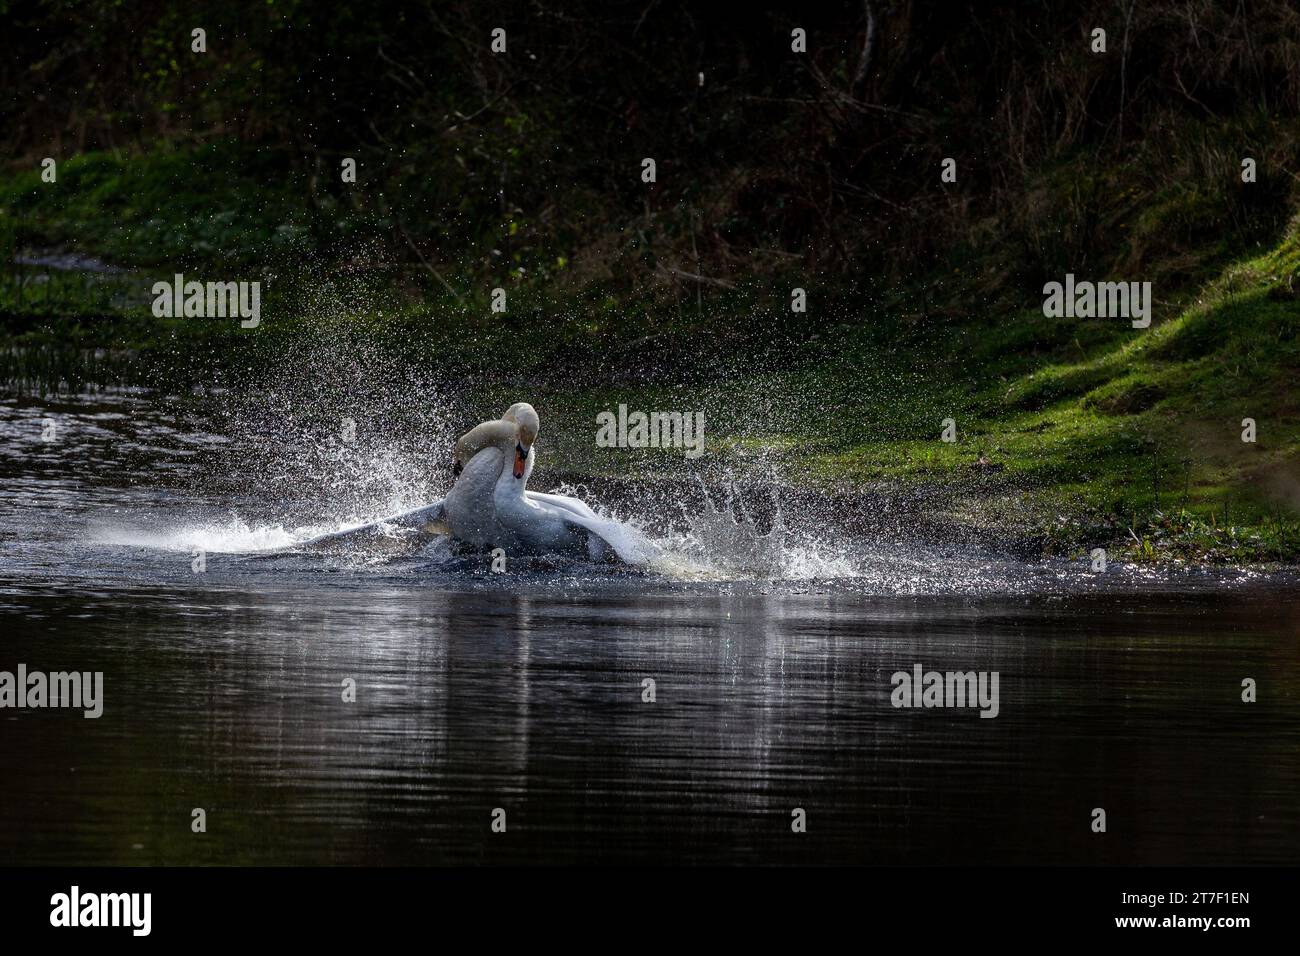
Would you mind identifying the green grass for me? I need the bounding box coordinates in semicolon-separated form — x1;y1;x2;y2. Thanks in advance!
0;146;315;269
702;226;1298;559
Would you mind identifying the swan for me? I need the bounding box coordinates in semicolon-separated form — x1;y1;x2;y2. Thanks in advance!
298;403;657;565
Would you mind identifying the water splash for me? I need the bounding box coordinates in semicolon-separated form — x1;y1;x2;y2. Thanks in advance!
650;482;856;581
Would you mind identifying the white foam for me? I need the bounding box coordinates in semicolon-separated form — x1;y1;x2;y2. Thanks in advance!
95;517;337;554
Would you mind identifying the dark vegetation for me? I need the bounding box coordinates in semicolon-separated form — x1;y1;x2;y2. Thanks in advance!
1;0;1298;561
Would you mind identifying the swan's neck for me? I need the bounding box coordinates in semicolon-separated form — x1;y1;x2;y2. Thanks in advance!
494;447;534;497
457;419;515;466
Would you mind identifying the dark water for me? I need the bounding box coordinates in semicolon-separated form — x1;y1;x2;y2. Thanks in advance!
1;392;1297;865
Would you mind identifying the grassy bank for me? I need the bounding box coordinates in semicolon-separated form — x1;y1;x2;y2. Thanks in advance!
2;141;1298;563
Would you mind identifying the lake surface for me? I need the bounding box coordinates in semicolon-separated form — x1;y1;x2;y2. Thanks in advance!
1;391;1297;865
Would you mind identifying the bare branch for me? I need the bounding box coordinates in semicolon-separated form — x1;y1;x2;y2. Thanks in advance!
655;264;735;289
850;0;878;100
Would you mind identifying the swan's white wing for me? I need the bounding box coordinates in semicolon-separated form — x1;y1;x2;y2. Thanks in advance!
524;490;598;520
294;501;447;550
526;497;658;565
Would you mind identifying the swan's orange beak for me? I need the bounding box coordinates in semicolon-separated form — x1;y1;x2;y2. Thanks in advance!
513;443;527;479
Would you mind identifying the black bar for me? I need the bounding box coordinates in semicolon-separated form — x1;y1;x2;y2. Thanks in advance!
0;866;1283;942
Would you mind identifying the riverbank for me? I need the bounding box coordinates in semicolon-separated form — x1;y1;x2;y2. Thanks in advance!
2;143;1297;565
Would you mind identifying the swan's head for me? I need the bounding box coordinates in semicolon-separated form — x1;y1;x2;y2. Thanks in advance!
503;402;539;479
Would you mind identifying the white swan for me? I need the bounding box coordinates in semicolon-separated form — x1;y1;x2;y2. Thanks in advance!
299;403;657;565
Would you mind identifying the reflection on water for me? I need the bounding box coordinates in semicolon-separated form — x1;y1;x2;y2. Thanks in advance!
0;392;1297;865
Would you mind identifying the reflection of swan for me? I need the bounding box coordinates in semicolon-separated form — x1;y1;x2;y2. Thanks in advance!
301;403;657;565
